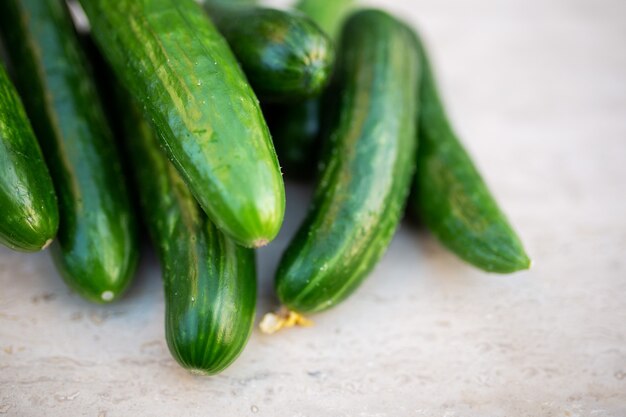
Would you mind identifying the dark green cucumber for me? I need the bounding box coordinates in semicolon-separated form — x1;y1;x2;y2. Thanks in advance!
264;0;354;180
410;35;530;273
120;91;256;375
275;10;421;314
0;0;138;303
0;64;58;252
79;0;285;248
204;3;334;102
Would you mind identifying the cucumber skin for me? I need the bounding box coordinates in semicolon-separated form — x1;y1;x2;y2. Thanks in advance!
411;35;530;273
0;0;138;303
275;10;421;314
79;0;285;248
206;4;334;102
0;64;58;252
120;92;256;375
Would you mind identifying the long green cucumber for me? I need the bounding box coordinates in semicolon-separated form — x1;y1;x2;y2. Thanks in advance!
204;3;334;101
119;90;256;375
411;33;530;273
84;36;256;372
78;0;285;248
264;0;354;180
0;63;58;252
0;0;138;303
274;10;421;314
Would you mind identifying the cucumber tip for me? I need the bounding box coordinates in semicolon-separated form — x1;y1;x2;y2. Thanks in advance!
253;238;269;248
188;369;211;376
259;307;313;334
101;291;115;302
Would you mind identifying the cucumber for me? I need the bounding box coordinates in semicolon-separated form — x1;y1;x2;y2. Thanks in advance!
85;30;257;372
264;0;354;180
0;64;58;252
119;89;256;375
0;0;138;303
274;10;421;314
78;0;285;248
411;34;530;273
204;3;334;101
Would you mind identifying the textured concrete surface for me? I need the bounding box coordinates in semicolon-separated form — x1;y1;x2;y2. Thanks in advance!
2;0;626;416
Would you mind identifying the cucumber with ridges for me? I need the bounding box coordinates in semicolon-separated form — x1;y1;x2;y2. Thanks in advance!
0;64;58;252
275;10;421;314
204;3;334;101
411;33;530;273
120;91;256;375
79;0;285;248
0;0;138;303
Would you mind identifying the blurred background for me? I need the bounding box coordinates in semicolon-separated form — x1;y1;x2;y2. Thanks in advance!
1;0;625;416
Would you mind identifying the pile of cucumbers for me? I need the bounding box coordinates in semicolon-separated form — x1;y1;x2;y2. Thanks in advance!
0;0;530;375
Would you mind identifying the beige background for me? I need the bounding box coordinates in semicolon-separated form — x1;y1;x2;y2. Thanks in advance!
2;0;626;415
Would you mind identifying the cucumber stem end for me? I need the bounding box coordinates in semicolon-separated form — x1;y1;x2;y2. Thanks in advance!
259;307;313;334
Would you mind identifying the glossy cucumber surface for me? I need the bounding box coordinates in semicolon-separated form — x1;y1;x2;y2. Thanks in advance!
275;10;421;314
0;0;138;303
205;3;334;101
0;64;58;252
79;0;285;248
411;33;530;273
120;91;256;375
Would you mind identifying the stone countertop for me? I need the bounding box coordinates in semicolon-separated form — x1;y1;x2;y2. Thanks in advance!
1;0;625;416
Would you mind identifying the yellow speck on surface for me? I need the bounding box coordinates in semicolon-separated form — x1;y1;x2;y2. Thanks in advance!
259;307;314;334
41;239;53;250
